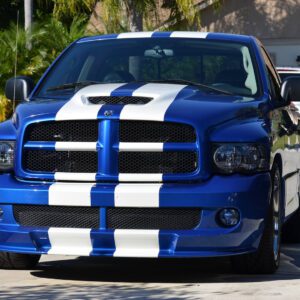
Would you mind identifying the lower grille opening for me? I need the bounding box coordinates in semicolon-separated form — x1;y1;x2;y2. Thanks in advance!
13;205;100;229
107;208;201;230
13;206;201;230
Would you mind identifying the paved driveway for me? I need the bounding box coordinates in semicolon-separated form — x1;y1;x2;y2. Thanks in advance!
0;244;300;299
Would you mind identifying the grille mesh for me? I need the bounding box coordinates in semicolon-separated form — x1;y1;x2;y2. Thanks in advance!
119;121;196;143
88;96;152;105
23;150;98;173
119;152;197;174
13;205;100;228
25;120;98;142
107;208;201;230
22;120;198;180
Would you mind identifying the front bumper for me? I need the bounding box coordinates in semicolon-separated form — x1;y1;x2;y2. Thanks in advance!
0;173;271;257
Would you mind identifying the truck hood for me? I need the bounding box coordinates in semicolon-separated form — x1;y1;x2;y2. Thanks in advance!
15;83;267;130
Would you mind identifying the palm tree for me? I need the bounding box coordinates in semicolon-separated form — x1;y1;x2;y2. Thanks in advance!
0;17;88;121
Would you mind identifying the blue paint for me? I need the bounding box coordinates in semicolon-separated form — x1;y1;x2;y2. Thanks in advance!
151;32;172;38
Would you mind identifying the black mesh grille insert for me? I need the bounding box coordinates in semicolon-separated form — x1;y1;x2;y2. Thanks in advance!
119;152;197;174
23;150;98;173
13;205;100;228
107;208;201;230
119;121;196;143
25;120;98;142
88;96;152;105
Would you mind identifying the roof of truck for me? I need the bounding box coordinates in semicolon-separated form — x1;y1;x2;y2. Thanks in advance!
77;31;254;44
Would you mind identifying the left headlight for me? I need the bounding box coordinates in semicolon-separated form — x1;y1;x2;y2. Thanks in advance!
0;141;15;171
213;143;269;174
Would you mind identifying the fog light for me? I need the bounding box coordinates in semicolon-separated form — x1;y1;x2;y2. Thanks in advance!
218;208;240;227
0;208;3;219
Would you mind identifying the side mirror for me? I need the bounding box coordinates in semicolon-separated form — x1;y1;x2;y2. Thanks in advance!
281;76;300;104
5;76;35;102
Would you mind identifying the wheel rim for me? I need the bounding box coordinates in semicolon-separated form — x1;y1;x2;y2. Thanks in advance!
273;170;280;262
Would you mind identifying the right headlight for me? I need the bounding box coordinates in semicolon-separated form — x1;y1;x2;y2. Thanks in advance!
0;141;15;172
213;143;269;174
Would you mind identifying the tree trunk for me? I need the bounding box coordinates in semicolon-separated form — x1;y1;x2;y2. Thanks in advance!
126;0;143;32
24;0;33;49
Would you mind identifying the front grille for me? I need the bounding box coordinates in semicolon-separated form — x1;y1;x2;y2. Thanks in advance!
13;205;100;228
119;121;196;143
88;96;152;105
107;208;201;229
25;120;98;142
23;150;98;173
21;119;198;181
119;152;197;174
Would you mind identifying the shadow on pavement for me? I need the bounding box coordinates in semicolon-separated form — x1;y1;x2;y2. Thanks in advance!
28;244;300;283
0;245;299;299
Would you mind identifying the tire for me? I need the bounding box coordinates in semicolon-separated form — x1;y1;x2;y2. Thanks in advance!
282;198;300;243
0;252;41;270
231;164;282;274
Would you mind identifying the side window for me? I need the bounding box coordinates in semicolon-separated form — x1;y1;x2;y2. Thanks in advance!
260;47;281;100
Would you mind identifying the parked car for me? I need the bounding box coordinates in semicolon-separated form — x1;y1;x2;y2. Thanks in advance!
277;67;300;111
277;67;300;81
1;32;300;274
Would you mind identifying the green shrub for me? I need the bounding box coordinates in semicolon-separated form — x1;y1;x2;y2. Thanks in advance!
0;16;90;121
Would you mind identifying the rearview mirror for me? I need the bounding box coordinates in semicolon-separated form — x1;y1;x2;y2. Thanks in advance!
144;48;174;58
281;76;300;103
5;76;35;102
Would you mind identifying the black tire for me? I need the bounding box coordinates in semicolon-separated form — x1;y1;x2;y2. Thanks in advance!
0;252;41;270
282;200;300;243
231;164;282;274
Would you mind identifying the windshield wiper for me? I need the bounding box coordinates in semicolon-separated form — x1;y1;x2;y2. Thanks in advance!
47;81;101;92
146;79;234;95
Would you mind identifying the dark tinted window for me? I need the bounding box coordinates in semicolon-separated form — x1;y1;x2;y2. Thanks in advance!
278;72;300;81
35;38;260;99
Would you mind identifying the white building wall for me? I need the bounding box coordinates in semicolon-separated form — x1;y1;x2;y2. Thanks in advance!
264;39;300;67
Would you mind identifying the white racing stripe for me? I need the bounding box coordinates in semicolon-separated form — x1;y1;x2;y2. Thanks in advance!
170;31;208;38
114;229;159;257
120;83;186;121
115;184;162;207
118;142;163;152
55;83;125;120
54;172;96;182
119;173;163;182
48;228;92;256
49;182;94;206
55;142;97;151
117;32;153;39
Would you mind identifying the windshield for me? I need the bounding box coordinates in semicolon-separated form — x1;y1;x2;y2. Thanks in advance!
35;38;260;99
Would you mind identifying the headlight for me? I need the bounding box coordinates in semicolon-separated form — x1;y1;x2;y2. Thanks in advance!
0;141;15;171
213;143;268;174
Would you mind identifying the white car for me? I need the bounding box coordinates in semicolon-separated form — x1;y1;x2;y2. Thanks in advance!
277;67;300;116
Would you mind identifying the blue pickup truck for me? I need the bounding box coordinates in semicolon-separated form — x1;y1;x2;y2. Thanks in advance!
1;31;300;274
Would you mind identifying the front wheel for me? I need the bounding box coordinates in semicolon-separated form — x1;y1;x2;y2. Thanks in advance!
231;165;282;274
0;252;41;270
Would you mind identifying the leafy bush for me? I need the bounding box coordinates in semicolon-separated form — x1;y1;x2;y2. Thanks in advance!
0;16;89;121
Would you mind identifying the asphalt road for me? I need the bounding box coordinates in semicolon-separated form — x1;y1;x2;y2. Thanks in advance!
1;244;300;299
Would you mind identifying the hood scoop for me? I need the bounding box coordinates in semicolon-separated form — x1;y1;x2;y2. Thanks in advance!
87;96;153;105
